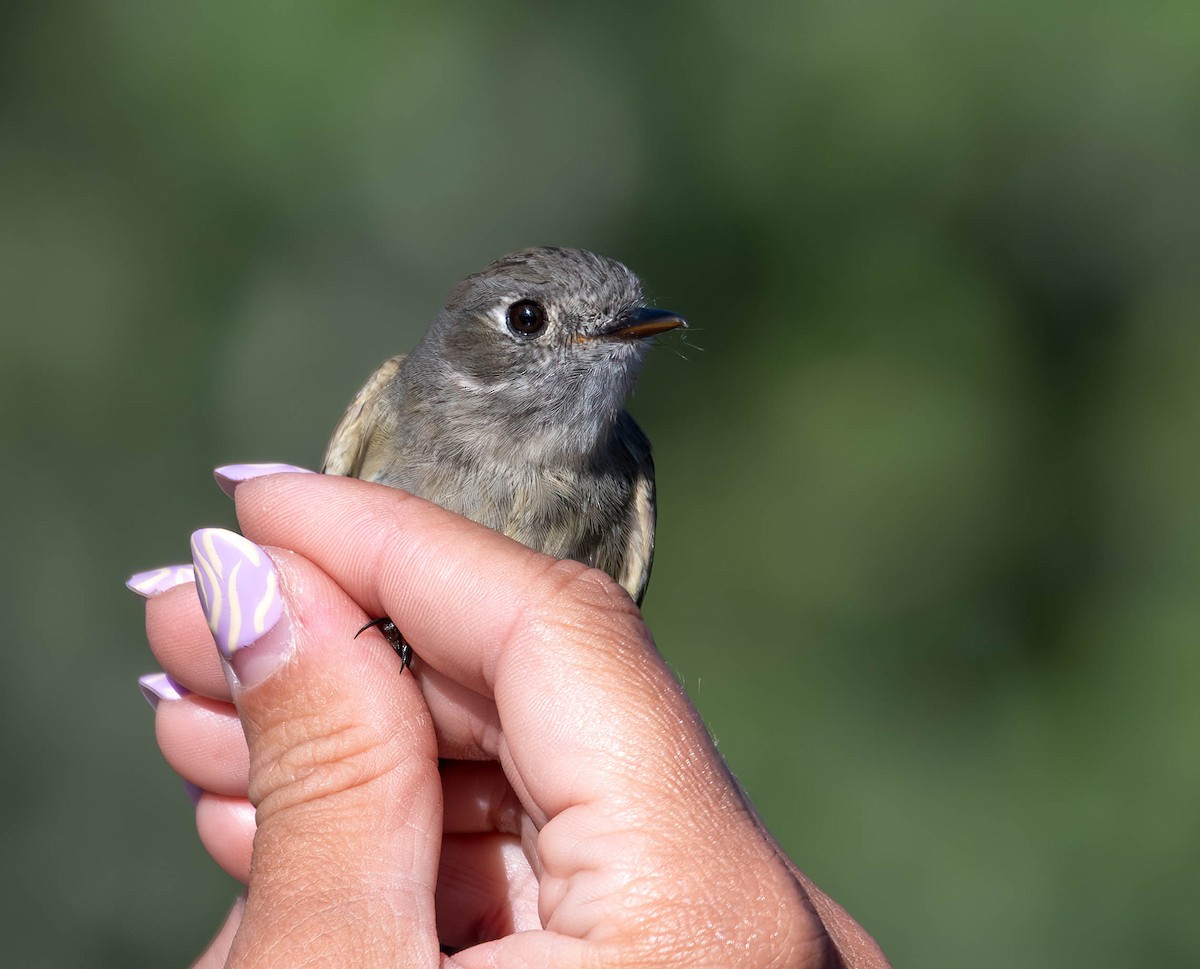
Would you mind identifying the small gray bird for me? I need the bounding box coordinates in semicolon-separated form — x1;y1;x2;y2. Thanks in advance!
322;247;685;666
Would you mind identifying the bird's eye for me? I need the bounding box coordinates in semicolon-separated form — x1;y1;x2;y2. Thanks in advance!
506;300;546;336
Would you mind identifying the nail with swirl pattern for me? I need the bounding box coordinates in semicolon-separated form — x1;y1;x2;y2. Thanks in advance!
126;565;195;599
189;528;283;659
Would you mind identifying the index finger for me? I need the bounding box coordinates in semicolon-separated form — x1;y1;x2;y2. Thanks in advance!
230;473;709;818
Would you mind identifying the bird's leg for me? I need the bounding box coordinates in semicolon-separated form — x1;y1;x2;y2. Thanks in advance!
355;617;413;672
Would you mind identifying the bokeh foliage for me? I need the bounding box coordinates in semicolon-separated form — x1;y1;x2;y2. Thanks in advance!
2;2;1198;965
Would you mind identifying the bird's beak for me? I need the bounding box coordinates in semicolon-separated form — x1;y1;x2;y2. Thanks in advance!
602;307;688;340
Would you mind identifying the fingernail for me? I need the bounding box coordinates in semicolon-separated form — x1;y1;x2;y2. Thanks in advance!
138;672;190;711
190;528;289;686
213;463;316;498
126;565;195;599
183;781;204;806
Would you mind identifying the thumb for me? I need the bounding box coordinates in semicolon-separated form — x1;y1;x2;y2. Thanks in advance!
189;528;440;967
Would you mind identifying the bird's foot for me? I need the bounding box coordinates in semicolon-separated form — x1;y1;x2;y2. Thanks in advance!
355;616;412;672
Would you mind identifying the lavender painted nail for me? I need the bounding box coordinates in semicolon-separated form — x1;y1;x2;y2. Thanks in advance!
126;565;195;599
213;463;316;498
190;528;283;659
138;672;190;711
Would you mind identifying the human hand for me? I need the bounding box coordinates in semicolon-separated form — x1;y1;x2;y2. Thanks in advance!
135;469;889;967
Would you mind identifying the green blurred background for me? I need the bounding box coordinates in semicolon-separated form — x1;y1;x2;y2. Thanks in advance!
3;1;1198;965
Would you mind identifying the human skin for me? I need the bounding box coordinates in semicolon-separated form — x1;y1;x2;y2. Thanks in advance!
138;471;890;968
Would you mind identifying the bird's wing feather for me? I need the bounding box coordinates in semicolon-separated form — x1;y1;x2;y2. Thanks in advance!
616;412;657;606
321;355;405;478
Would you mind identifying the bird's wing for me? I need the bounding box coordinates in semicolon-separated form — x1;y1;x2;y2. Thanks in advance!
616;411;658;607
321;354;405;478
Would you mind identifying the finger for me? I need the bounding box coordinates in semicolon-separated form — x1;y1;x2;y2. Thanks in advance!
231;476;695;812
144;582;232;701
199;772;540;935
196;794;256;883
230;474;586;695
138;677;255;879
187;528;442;965
155;695;248;797
418;665;502;760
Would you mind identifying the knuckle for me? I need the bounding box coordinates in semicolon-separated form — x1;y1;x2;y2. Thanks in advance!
249;709;414;817
505;559;647;668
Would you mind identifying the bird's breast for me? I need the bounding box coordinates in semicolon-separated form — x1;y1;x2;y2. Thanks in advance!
368;450;622;568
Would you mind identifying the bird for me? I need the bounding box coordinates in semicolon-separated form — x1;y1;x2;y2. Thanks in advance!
322;246;685;668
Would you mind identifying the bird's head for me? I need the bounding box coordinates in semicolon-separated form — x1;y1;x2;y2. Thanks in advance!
411;247;685;448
